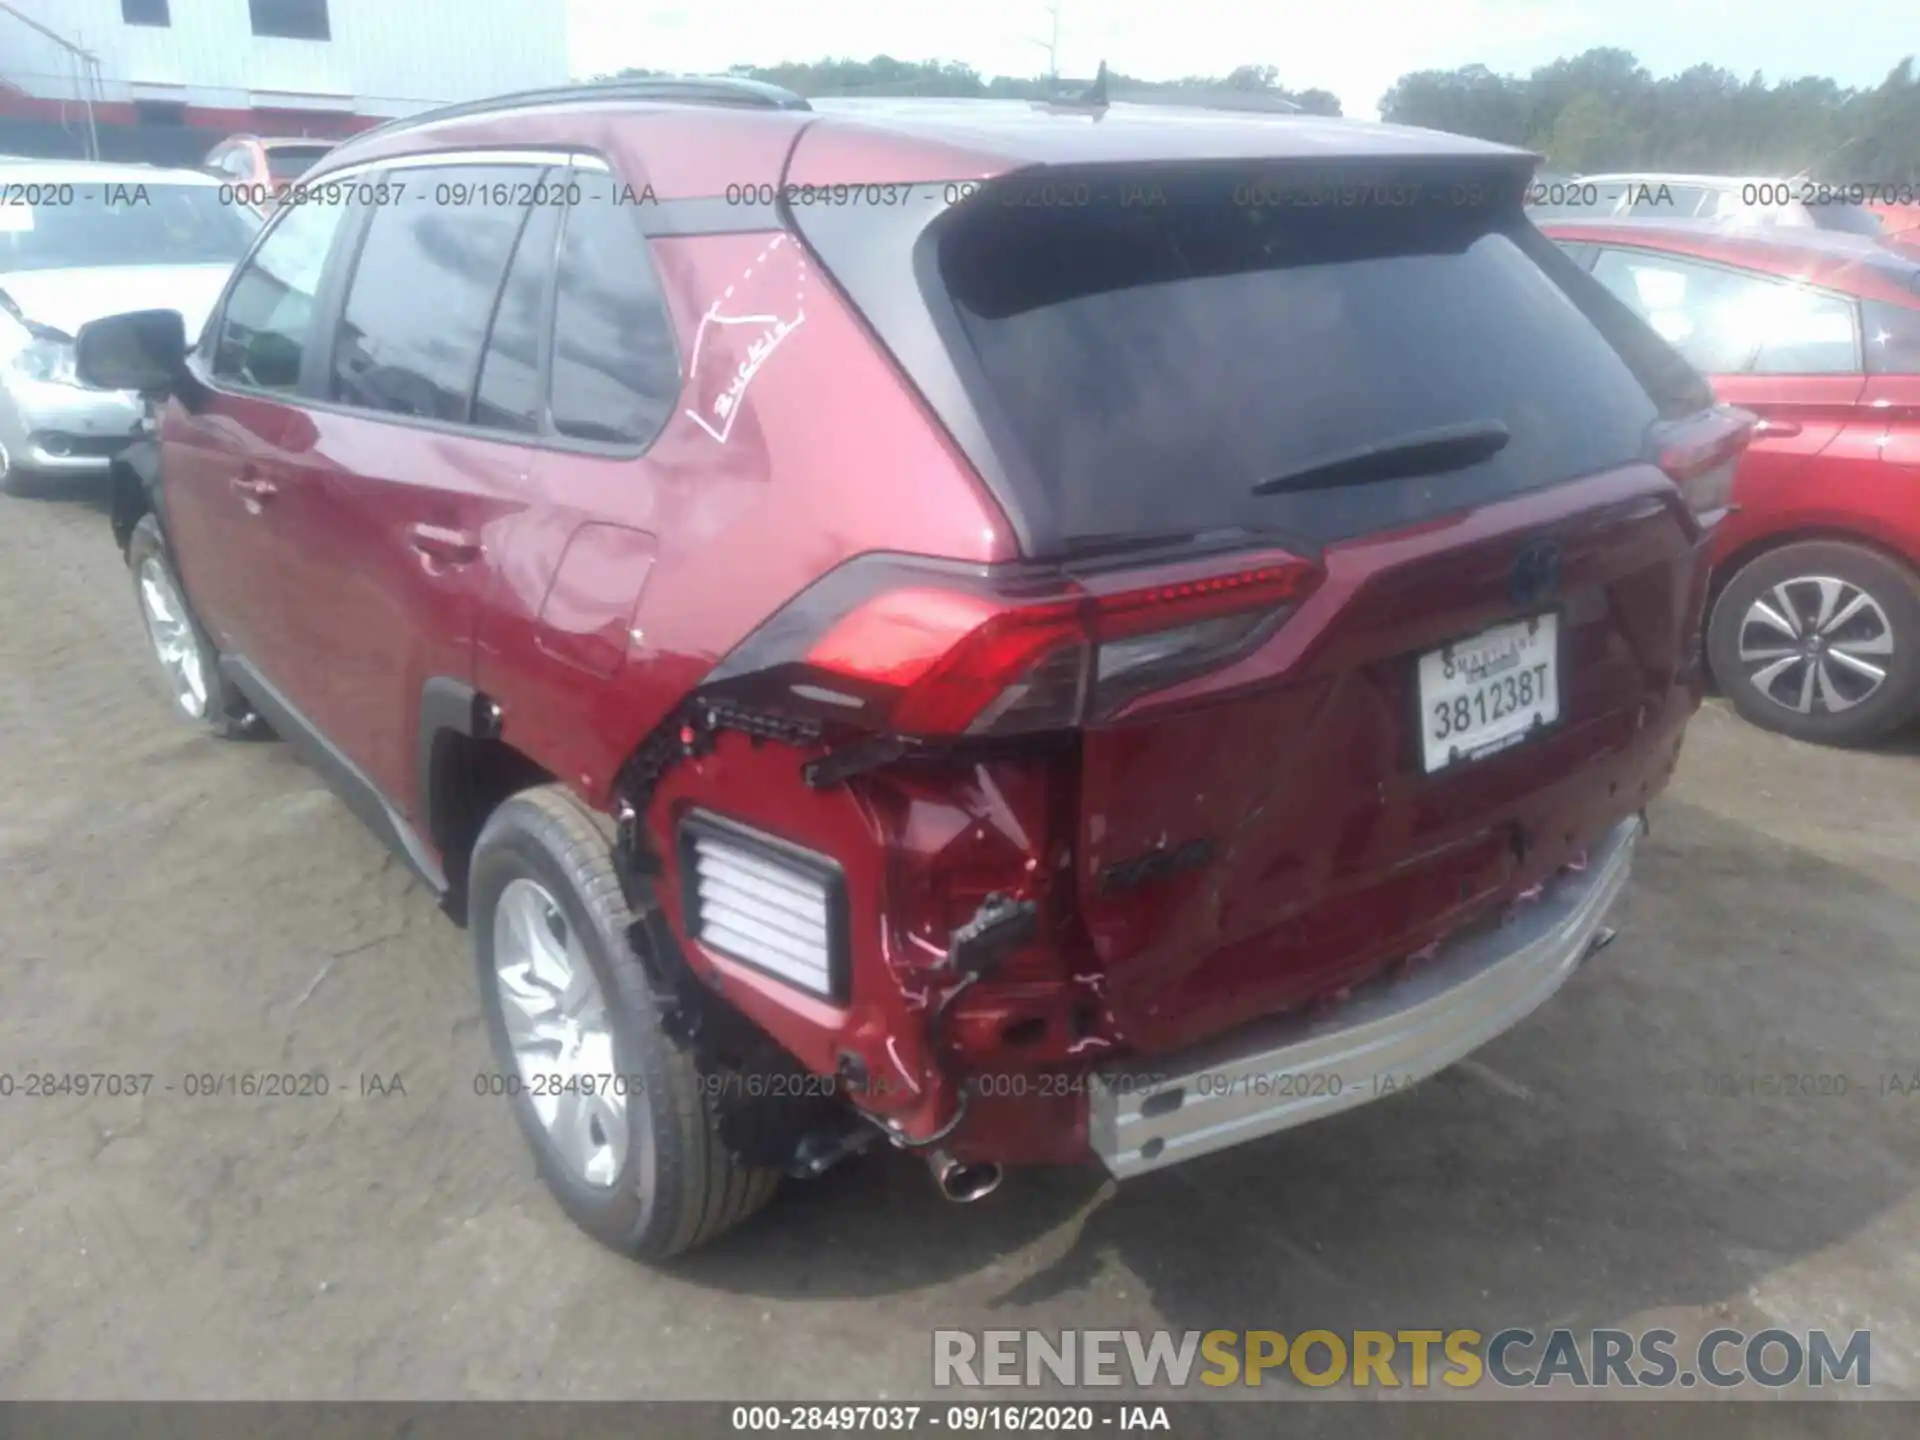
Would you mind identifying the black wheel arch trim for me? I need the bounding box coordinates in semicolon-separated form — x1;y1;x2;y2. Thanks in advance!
109;436;163;556
415;675;503;844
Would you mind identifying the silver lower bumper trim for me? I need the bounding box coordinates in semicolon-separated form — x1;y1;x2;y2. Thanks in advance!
1089;816;1643;1179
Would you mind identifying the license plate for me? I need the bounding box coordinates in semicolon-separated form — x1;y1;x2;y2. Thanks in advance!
1417;613;1560;774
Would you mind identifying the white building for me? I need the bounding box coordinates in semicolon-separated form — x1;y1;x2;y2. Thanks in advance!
0;0;569;144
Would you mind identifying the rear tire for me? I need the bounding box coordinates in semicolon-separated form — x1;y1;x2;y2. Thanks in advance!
469;785;780;1260
1707;540;1920;746
126;513;257;738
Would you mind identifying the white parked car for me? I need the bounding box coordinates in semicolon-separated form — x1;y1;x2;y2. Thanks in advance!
0;160;259;494
1528;171;1888;239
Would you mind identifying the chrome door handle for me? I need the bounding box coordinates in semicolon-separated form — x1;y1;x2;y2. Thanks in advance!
230;473;278;499
231;468;277;512
408;524;481;565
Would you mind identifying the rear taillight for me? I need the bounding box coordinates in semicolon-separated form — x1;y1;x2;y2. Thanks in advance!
705;551;1321;739
1653;405;1757;523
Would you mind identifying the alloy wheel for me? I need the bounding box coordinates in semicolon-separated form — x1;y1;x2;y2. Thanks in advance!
491;877;630;1188
136;556;211;719
1736;574;1895;716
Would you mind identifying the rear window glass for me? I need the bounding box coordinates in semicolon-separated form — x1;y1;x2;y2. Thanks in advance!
937;182;1704;549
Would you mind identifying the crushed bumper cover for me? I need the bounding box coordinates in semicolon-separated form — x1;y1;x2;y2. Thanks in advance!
1089;815;1643;1179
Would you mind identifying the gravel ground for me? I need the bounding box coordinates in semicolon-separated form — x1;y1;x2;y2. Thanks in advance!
1;479;1916;1428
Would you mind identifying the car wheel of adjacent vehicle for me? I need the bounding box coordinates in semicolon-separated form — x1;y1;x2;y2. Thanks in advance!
1707;540;1920;746
469;784;780;1260
126;513;257;738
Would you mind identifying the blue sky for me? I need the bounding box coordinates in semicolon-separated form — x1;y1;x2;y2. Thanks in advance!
564;0;1917;120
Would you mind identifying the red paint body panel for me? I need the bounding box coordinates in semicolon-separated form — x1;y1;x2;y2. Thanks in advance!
470;225;1014;809
1076;468;1699;1054
533;523;658;681
1870;202;1920;259
270;414;527;812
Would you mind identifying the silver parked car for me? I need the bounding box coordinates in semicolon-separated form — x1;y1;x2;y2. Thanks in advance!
0;160;259;494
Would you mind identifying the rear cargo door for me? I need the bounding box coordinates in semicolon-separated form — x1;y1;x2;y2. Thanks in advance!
925;166;1713;1044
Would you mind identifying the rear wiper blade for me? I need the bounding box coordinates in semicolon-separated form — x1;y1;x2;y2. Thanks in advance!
1250;420;1511;496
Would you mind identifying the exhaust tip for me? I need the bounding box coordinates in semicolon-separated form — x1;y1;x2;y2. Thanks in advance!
931;1152;1004;1203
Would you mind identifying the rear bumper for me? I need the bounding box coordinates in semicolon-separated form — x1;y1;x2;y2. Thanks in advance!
1088;814;1642;1178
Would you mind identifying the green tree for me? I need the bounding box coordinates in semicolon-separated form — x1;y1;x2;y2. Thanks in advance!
1379;47;1920;182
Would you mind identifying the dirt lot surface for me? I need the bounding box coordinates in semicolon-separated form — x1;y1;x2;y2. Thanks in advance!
2;481;1917;1424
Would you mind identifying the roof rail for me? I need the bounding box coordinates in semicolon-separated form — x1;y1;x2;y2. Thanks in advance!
349;75;811;145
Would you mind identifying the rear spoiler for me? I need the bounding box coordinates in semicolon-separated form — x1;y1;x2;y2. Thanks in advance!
1037;60;1308;116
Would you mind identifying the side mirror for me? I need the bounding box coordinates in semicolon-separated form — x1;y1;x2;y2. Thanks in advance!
75;309;187;396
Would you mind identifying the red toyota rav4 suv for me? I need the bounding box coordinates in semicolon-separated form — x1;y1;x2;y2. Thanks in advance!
76;78;1746;1259
1544;219;1920;745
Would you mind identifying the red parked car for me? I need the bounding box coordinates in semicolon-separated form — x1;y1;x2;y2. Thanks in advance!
75;79;1743;1258
1869;200;1920;260
1543;219;1920;744
203;135;337;211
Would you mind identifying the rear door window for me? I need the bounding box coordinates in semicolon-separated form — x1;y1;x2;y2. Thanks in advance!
327;164;536;423
1590;247;1859;376
1863;300;1920;374
546;168;680;446
936;178;1704;549
471;175;563;435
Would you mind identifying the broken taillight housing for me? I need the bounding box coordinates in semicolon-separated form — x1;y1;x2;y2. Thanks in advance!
1652;404;1757;524
703;550;1322;739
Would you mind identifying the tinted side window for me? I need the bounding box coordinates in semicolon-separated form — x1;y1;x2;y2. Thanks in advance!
1591;248;1859;376
211;193;349;390
548;170;679;446
472;178;562;435
1864;300;1920;374
329;165;534;423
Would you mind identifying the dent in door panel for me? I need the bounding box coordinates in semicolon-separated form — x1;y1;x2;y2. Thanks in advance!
534;523;659;679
